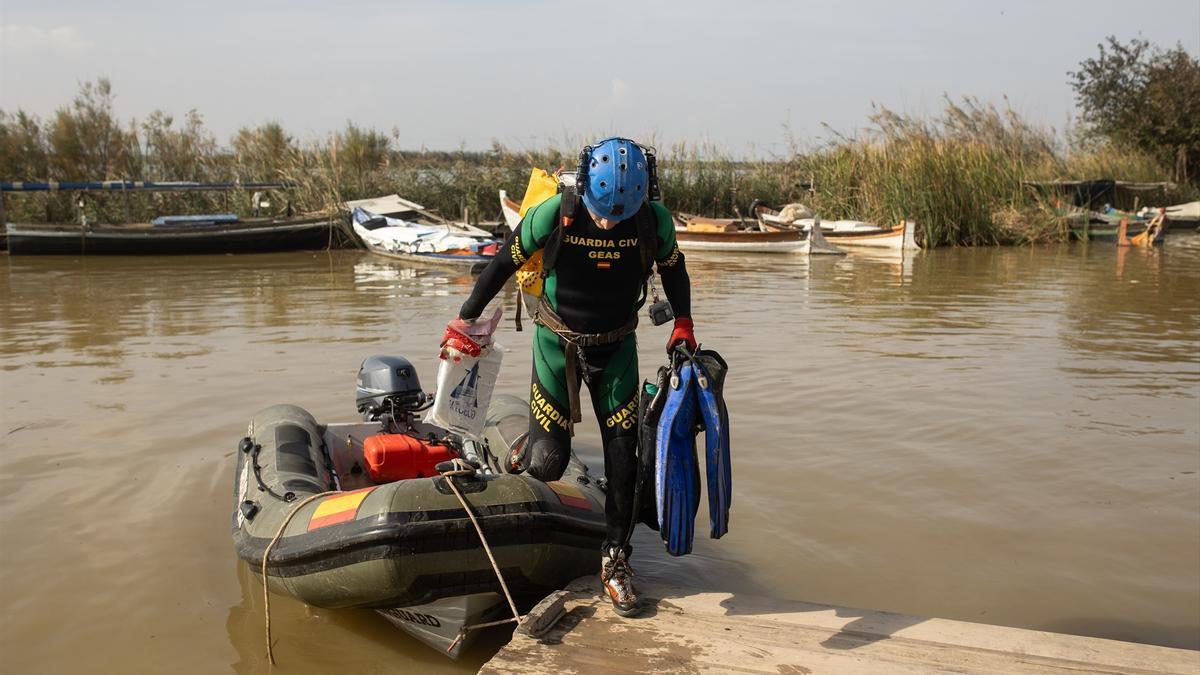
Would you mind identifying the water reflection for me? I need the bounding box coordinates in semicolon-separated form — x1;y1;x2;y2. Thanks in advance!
352;260;477;298
1058;240;1199;403
225;561;498;674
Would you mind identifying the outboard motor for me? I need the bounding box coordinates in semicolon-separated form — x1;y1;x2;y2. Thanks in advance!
356;355;429;429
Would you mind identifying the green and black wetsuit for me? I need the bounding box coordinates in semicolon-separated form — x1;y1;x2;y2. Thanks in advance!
459;193;691;553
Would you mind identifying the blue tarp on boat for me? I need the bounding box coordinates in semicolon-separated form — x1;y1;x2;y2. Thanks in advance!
151;214;240;227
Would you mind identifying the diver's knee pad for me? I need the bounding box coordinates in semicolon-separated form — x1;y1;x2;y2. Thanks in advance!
524;438;569;482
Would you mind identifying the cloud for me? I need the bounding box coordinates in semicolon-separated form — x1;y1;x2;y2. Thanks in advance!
0;24;93;52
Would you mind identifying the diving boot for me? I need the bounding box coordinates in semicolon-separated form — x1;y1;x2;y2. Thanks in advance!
599;548;642;617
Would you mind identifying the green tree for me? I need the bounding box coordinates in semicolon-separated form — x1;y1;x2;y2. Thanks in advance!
1069;37;1200;182
0;110;50;180
139;109;217;181
334;122;392;196
46;78;135;179
231;121;296;182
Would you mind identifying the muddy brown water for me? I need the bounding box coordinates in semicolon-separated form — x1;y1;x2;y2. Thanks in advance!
2;236;1198;673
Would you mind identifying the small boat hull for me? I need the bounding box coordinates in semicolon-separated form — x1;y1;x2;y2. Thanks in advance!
673;213;816;253
351;208;498;272
5;217;337;255
1070;220;1166;243
753;204;919;250
821;221;911;249
375;592;509;658
1163;201;1199;224
360;246;494;273
499;191;522;230
675;228;810;253
762;218;911;249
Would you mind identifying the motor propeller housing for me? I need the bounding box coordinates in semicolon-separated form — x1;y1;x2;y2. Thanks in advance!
356;355;427;421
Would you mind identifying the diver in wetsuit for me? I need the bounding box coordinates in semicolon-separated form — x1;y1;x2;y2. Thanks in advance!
444;137;695;617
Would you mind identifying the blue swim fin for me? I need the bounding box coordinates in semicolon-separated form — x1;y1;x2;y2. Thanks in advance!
655;362;700;556
694;352;731;539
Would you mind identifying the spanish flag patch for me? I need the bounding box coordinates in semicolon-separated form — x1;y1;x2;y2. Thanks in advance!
307;487;374;531
547;481;592;510
596;261;612;270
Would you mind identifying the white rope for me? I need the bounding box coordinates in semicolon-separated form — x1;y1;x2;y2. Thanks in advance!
260;458;522;661
261;491;336;666
439;459;523;653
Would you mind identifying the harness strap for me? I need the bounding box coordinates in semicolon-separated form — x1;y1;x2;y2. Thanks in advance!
532;298;639;429
540;185;577;279
634;208;658;310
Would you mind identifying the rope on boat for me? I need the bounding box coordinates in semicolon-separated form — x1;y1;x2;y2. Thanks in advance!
261;490;336;666
258;459;520;661
440;458;523;654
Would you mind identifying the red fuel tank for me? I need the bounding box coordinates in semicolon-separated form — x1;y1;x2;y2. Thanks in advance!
362;434;458;483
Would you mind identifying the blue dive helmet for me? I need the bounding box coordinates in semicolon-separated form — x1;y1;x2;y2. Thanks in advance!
581;137;649;221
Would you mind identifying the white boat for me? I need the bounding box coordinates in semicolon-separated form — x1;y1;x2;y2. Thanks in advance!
1140;201;1200;225
793;218;916;249
675;229;811;253
674;215;844;254
754;204;919;250
348;193;497;238
499;189;522;230
1167;201;1200;222
350;208;499;272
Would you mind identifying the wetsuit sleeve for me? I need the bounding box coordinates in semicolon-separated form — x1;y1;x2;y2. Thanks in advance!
650;202;691;320
458;195;560;320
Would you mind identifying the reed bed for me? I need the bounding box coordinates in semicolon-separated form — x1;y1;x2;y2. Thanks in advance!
659;100;1192;246
2;90;1193;247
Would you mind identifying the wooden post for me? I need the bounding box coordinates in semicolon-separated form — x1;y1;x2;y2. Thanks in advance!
1116;218;1131;246
731;175;744;226
77;192;88;253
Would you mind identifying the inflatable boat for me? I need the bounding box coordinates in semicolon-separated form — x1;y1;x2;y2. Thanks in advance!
231;356;607;658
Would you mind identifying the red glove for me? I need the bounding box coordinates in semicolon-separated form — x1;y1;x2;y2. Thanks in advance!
441;308;503;359
667;317;697;354
441;321;483;358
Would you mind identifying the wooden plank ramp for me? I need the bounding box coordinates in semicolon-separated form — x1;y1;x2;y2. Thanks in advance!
480;577;1198;674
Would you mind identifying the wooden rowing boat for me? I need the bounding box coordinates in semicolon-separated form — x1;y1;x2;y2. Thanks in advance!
2;180;342;255
676;227;808;253
753;204;918;250
673;214;843;254
5;215;338;255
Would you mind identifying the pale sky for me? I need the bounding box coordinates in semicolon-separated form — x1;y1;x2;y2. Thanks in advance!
1;0;1197;156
